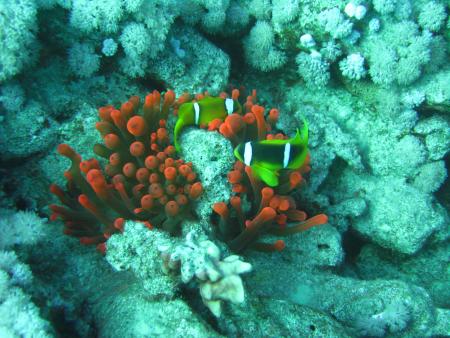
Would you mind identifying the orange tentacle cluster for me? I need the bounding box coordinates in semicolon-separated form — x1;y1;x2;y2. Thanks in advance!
214;160;326;253
208;89;282;146
211;89;327;253
50;91;203;253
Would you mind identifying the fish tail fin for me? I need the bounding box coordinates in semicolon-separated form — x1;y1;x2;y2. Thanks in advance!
293;118;308;146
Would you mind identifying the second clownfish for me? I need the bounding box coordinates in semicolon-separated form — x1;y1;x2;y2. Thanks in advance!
233;121;309;187
174;96;242;152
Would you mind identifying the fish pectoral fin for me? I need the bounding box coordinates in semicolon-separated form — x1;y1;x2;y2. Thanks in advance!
252;164;279;187
173;118;184;152
174;139;181;153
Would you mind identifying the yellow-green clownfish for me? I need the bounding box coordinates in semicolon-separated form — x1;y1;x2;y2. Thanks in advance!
233;122;309;187
174;96;242;152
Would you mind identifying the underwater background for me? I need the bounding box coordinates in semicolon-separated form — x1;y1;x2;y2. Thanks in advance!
0;0;449;337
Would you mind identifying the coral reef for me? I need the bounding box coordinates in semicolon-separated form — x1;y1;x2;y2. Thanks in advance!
0;251;54;337
0;0;448;336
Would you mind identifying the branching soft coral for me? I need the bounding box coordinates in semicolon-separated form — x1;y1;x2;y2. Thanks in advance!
244;21;287;71
0;0;39;82
50;91;203;253
366;21;433;86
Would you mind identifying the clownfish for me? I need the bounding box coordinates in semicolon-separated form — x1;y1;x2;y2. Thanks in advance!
233;121;309;187
174;96;242;152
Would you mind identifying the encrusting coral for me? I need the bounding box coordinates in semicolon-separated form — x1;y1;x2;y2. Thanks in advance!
49;91;203;253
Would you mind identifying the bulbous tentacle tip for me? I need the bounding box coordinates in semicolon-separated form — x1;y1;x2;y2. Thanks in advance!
165;200;180;217
213;202;229;219
127;115;147;137
189;182;203;199
57;144;80;162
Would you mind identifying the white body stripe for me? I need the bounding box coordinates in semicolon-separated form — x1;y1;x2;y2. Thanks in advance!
225;98;234;115
244;142;252;166
194;102;200;125
283;143;291;168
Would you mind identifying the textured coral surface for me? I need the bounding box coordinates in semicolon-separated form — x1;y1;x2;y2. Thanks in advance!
0;0;449;336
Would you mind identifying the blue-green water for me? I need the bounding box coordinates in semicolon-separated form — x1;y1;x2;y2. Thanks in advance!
0;0;448;337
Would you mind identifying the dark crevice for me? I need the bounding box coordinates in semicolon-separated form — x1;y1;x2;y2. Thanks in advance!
316;156;348;199
37;8;72;62
435;152;450;210
136;76;167;93
178;284;223;334
49;306;85;338
341;227;368;267
200;25;252;85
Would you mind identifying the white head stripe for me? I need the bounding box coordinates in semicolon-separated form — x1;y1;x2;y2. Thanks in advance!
225;98;234;115
244;142;252;166
283;143;291;168
194;102;200;125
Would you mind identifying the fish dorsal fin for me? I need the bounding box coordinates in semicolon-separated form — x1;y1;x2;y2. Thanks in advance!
198;96;217;104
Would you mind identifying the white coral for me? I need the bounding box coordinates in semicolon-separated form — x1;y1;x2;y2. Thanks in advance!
369;18;381;32
296;51;330;88
159;231;252;317
300;33;315;48
356;300;411;336
319;7;353;39
339;53;366;80
101;38;118;57
345;2;367;20
0;209;46;250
